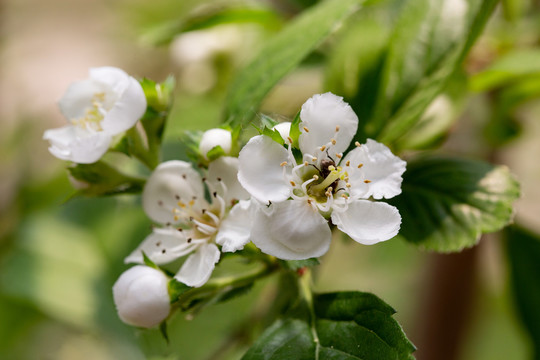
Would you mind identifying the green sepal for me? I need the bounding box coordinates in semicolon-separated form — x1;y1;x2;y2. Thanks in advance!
289;111;301;149
168;279;191;304
141;251;159;270
206;145;227;162
282;258;320;271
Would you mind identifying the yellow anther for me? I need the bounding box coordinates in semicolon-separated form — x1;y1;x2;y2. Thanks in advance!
358;163;364;168
341;194;349;199
336;153;343;159
280;161;288;167
335;125;340;132
364;179;371;183
287;136;293;144
312;157;318;162
320;145;326;152
328;165;335;171
174;215;179;221
189;199;195;206
337;166;342;171
313;175;319;180
304;161;309;166
346;183;351;188
346;160;350;166
290;180;296;187
331;138;337;145
178;201;186;208
355;141;361;147
303;126;310;133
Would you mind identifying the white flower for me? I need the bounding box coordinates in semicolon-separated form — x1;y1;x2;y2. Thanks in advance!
125;156;251;287
43;67;147;164
199;128;232;160
112;265;170;328
238;93;406;260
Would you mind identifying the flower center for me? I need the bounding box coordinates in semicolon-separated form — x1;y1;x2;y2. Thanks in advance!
71;92;107;131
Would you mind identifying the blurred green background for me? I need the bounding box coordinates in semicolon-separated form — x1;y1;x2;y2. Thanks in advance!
1;0;540;359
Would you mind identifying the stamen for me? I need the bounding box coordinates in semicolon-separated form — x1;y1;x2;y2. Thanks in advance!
304;161;309;166
303;127;309;133
345;160;350;166
174;215;179;221
336;153;342;159
331;138;337;145
364;179;371;183
280;161;288;167
205;210;221;225
287;136;293;144
312;157;318;162
175;195;180;200
313;175;319;180
290;180;296;187
182;174;187;179
358;163;364;168
320;145;326;152
355;141;361;147
335;125;340;132
346;183;351;188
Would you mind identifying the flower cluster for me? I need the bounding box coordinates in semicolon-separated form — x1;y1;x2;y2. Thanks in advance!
45;71;406;328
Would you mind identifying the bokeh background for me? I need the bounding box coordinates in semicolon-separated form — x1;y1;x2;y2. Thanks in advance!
1;0;540;359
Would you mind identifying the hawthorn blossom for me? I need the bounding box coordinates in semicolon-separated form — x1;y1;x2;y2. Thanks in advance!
238;93;406;260
43;67;147;164
113;265;170;328
125;156;251;287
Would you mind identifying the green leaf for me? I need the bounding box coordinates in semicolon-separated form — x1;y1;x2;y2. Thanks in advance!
223;0;363;127
243;291;415;360
470;49;540;92
389;156;520;252
68;161;145;197
505;225;540;360
142;5;283;46
360;0;498;146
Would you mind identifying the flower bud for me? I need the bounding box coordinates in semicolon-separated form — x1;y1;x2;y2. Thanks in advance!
199;128;232;159
113;265;171;328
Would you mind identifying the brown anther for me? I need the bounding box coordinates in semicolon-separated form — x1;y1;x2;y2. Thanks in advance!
156;241;161;246
177;228;183;232
162;249;166;254
202;209;206;214
287;136;293;144
307;199;313;204
187;238;192;243
364;180;371;183
217;177;222;182
336;153;343;159
158;200;163;206
213;191;217;197
290;180;296;187
303;126;310;132
280;161;288;167
189;216;194;221
175;195;180;200
346;160;350;166
182;174;187;179
358;163;364;168
335;125;340;132
320;145;326;151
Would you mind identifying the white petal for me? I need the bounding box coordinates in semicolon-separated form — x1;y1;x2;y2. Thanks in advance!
176;243;220;287
238;135;291;203
112;265;170;328
43;125;111;164
331;200;401;245
342;139;406;200
100;75;147;135
216;200;252;252
207;156;249;204
58;79;109;120
251;200;331;260
142;160;207;225
125;227;194;265
299;93;358;159
273;122;291;142
199;128;232;159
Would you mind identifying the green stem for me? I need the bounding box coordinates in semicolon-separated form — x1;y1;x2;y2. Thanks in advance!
298;268;320;360
173;258;279;309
